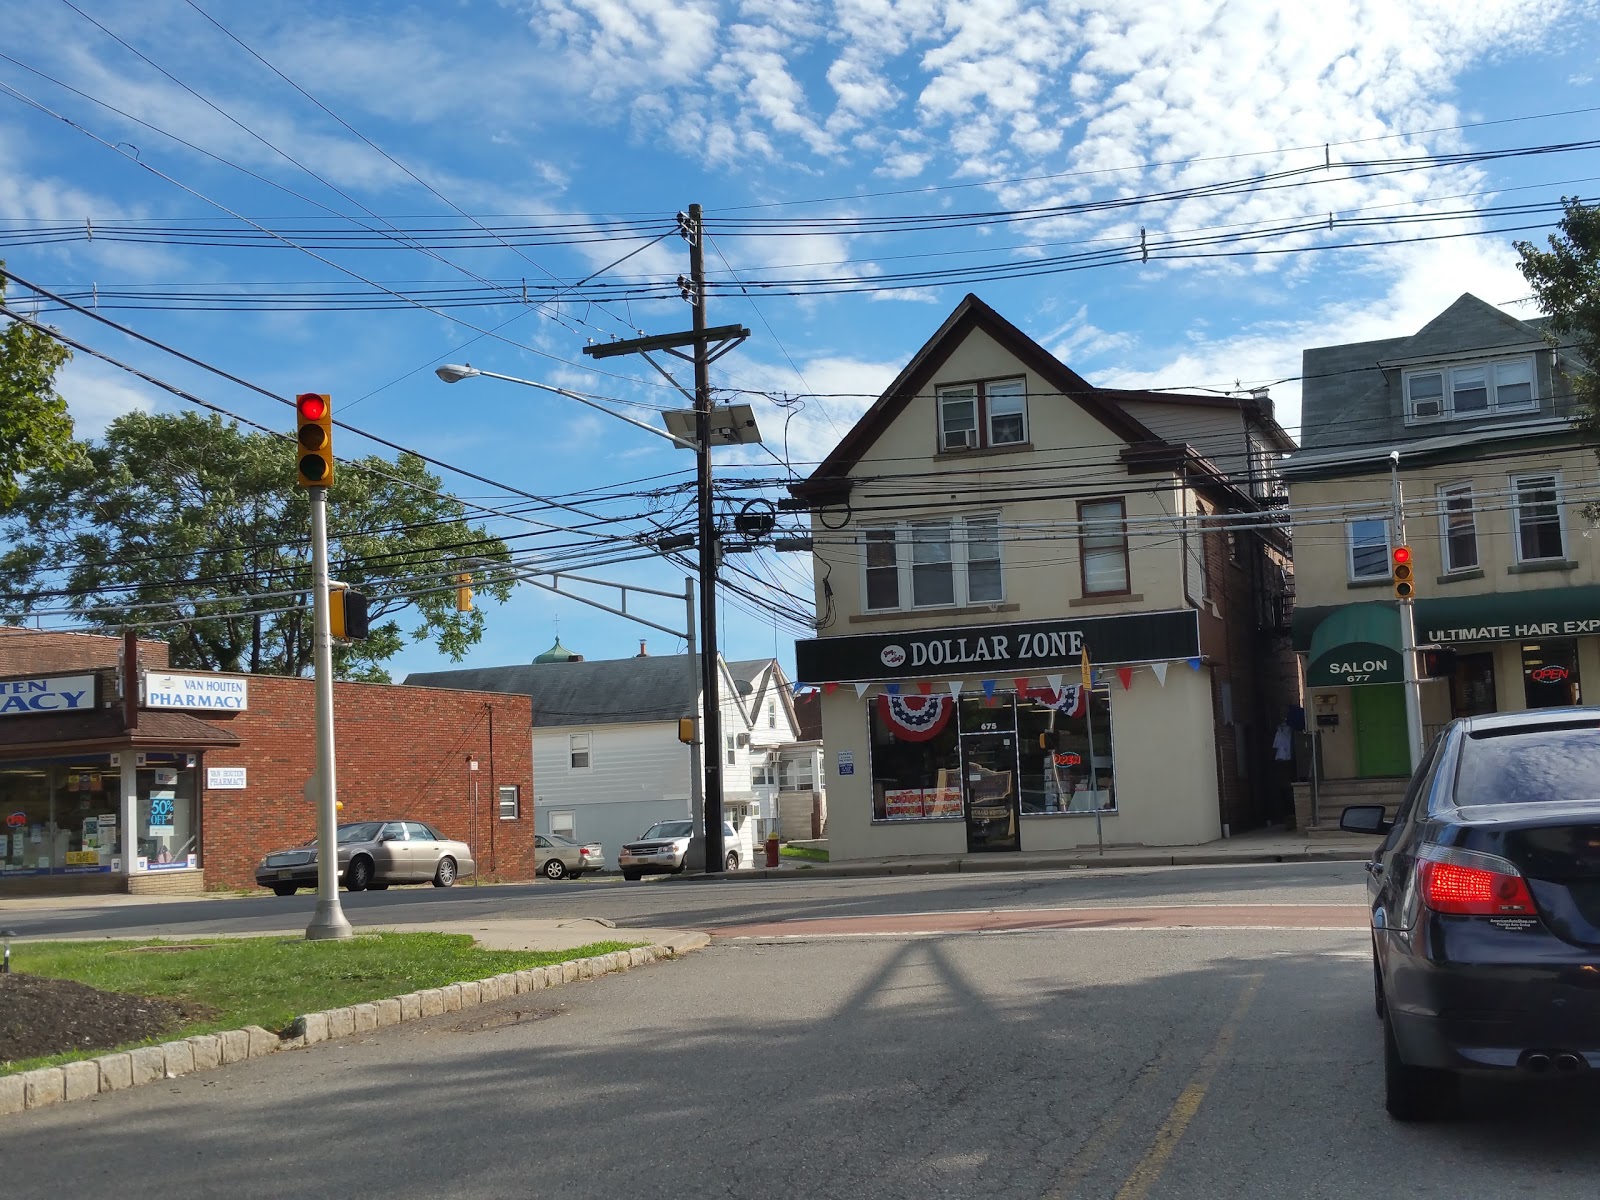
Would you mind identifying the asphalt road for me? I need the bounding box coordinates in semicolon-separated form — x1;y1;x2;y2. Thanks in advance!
4;860;1367;940
6;916;1600;1199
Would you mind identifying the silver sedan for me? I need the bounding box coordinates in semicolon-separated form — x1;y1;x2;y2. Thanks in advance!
536;834;605;880
255;819;476;895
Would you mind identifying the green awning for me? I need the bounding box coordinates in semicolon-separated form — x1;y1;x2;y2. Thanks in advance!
1296;584;1600;652
1306;602;1404;687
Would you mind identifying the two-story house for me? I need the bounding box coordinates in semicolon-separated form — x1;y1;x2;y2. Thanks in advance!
1283;293;1595;825
734;659;827;841
406;647;812;867
789;294;1297;861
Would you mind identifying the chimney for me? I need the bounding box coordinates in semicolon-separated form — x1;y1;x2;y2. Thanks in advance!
637;640;649;657
1248;387;1273;420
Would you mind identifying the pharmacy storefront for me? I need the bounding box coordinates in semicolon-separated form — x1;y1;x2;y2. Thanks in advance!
0;669;240;894
797;610;1230;861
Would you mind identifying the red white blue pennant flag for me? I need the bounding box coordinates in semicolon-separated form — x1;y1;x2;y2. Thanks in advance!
877;694;953;742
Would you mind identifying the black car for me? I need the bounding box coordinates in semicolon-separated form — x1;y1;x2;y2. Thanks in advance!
1341;706;1600;1120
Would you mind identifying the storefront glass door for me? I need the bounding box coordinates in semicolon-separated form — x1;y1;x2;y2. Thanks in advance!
959;729;1021;853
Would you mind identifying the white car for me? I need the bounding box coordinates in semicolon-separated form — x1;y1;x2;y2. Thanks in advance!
618;821;741;880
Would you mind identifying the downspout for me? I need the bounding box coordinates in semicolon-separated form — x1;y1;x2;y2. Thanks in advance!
486;702;496;875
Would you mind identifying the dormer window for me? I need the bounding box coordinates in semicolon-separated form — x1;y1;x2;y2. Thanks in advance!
937;378;1028;451
1404;357;1536;423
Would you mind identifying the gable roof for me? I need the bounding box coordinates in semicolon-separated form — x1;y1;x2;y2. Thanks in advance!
404;654;752;729
1386;293;1550;363
792;293;1164;496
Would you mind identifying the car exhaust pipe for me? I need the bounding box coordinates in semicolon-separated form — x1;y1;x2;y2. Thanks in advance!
1524;1052;1553;1073
1555;1053;1584;1074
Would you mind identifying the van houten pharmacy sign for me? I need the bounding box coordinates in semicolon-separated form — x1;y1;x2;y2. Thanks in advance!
144;672;250;711
795;609;1200;684
0;674;99;716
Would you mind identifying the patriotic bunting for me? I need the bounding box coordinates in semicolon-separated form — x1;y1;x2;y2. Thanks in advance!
885;683;900;696
853;682;871;698
1188;657;1203;671
947;680;964;698
981;679;997;699
1117;667;1134;691
877;695;953;742
1151;662;1169;688
824;682;839;696
917;681;934;695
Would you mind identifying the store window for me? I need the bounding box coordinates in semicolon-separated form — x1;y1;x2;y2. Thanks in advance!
1079;499;1130;595
0;760;123;880
1450;652;1497;718
1016;688;1116;813
1522;640;1582;709
869;694;962;820
136;758;198;871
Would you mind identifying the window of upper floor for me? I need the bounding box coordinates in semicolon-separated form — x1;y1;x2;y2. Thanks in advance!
1437;482;1479;573
1346;515;1392;582
1079;498;1130;596
1511;471;1567;563
1403;357;1536;425
937;377;1028;452
567;732;591;771
863;514;1003;611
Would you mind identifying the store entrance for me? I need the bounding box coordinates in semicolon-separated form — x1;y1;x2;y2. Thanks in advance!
960;730;1021;853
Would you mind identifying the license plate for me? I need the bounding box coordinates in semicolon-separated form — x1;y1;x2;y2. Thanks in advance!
277;869;293;880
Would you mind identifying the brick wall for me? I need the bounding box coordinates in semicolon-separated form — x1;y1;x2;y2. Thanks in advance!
196;679;534;889
0;630;168;675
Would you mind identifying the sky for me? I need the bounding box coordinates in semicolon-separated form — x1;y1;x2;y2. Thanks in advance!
3;0;1599;683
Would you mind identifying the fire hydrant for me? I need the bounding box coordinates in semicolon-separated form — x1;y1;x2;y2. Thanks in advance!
764;831;781;868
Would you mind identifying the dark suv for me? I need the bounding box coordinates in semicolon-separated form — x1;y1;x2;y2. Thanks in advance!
1342;707;1600;1120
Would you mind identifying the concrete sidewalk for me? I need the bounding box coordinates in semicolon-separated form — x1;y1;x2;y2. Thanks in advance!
740;827;1377;881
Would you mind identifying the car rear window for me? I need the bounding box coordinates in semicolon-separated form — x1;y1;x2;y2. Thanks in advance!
1454;724;1600;807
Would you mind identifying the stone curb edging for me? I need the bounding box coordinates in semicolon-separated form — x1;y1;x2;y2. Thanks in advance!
1;938;701;1118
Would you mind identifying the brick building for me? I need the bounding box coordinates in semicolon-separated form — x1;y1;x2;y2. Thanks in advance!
0;630;532;894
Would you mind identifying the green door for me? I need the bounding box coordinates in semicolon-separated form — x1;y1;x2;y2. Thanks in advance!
1353;684;1410;777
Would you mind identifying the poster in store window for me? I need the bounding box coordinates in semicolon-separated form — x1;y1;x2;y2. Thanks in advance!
149;772;177;837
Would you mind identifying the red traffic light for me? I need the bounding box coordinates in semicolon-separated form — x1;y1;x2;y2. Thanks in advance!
1392;545;1412;566
297;393;327;421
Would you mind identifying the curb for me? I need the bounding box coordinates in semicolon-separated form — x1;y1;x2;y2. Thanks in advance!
0;934;708;1118
675;848;1372;882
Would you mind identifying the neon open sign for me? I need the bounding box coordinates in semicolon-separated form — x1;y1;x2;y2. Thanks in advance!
1530;666;1570;683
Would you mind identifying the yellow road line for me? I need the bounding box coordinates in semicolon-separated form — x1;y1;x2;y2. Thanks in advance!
1112;971;1265;1200
1043;1047;1175;1199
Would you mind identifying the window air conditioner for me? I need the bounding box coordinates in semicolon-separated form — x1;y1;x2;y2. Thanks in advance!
944;428;973;450
736;732;751;747
1412;399;1441;419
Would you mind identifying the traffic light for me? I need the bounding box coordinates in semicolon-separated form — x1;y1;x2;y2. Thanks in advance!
295;392;334;488
1391;545;1415;600
455;573;473;612
1039;730;1060;750
329;586;369;640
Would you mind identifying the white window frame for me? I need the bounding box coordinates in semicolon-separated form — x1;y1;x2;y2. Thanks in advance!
1403;356;1538;424
1079;498;1130;597
1346;516;1392;582
567;731;592;772
1437;482;1478;573
859;515;1006;612
936;377;1028;451
498;785;520;820
725;733;737;766
549;811;576;841
1511;471;1567;563
767;701;776;730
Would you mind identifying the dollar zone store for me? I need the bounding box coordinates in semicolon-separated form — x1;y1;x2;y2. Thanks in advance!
795;608;1227;859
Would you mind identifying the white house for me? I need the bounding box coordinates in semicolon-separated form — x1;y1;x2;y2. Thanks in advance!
406;649;816;868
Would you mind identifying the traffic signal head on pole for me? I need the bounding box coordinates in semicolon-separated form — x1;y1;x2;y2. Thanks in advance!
295;393;334;488
329;586;369;640
1392;545;1415;599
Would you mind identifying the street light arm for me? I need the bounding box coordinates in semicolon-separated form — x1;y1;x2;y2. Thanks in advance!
435;364;699;451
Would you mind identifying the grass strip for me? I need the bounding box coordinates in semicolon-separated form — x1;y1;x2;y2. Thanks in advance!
3;932;641;1076
779;845;829;862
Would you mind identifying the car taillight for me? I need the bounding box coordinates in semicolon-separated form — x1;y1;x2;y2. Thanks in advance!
579;848;590;858
1417;845;1536;916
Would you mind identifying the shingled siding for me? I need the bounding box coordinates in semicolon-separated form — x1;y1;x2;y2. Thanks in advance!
0;630;168;675
196;679;534;889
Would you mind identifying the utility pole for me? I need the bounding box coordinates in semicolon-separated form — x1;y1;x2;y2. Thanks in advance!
582;204;756;875
1390;452;1424;772
305;484;352;939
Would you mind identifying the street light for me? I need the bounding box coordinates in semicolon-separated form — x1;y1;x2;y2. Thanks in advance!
435;364;700;452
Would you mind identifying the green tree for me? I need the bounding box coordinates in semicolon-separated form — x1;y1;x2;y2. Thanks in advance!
1516;198;1600;444
0;410;514;681
0;270;76;508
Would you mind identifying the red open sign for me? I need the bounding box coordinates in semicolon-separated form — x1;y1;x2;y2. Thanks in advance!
5;811;26;828
1053;752;1082;767
1530;665;1570;683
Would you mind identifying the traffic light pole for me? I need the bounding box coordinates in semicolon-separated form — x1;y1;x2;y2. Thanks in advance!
1390;455;1424;772
306;485;353;940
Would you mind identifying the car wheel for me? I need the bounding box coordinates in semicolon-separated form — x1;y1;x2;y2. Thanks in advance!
432;856;458;887
543;857;567;880
622;870;641;882
1383;1013;1456;1121
725;851;739;871
345;856;373;892
272;884;297;897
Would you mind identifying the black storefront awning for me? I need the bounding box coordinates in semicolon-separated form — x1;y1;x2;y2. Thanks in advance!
795;609;1201;684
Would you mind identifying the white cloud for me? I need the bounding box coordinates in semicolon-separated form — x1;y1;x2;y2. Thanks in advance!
55;357;157;438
